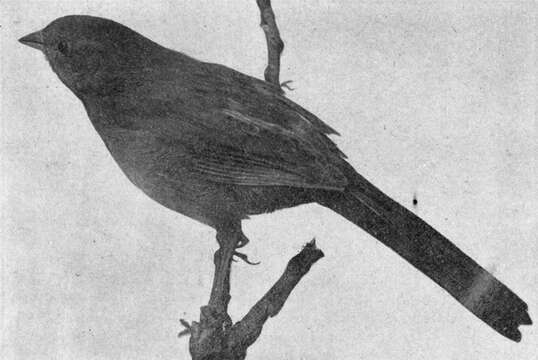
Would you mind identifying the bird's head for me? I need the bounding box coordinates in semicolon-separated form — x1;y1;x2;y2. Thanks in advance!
19;15;160;96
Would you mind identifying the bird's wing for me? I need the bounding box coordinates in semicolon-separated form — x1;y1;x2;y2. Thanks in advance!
136;61;349;190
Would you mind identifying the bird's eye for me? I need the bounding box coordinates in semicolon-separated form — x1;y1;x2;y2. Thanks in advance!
57;41;69;55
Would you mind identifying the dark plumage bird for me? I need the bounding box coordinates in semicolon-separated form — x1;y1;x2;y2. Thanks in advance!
20;15;531;341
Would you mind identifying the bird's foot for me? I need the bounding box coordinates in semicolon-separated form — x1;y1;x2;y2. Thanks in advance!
280;80;295;91
235;233;250;249
233;251;260;265
232;232;260;264
177;318;192;338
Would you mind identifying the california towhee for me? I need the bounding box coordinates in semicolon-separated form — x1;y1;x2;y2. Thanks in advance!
19;15;531;341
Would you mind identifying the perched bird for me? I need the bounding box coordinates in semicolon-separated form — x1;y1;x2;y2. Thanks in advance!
20;15;531;341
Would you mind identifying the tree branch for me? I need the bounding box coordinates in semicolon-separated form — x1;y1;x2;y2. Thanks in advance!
187;230;239;360
229;240;324;352
208;230;240;312
256;0;284;88
185;237;324;360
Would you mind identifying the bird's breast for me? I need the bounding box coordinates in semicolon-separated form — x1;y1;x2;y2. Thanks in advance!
93;126;226;225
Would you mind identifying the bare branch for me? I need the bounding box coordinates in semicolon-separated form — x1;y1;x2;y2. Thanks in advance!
185;237;324;360
228;240;324;351
256;0;285;88
188;229;239;360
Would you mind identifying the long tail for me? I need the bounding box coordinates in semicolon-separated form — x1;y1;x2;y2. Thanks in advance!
318;169;531;341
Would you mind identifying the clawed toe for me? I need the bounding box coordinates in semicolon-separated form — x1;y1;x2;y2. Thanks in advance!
235;233;250;249
233;251;260;265
177;318;192;338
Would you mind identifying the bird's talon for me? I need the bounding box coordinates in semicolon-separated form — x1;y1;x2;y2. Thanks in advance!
235;235;250;249
233;251;260;265
178;318;192;338
280;80;295;91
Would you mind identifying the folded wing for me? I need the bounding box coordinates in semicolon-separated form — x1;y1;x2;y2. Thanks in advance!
136;60;350;190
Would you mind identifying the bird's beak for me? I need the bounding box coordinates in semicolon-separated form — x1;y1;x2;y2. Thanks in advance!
19;30;45;51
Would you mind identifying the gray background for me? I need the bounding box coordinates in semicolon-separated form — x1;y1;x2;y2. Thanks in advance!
1;0;536;359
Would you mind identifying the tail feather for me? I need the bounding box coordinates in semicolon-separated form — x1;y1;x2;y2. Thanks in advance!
318;171;531;341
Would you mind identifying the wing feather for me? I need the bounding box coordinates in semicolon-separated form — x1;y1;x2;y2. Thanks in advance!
132;59;350;190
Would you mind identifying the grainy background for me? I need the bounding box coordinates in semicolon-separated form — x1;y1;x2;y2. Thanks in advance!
1;1;536;359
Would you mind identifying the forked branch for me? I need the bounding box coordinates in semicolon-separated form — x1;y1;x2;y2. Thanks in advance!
229;240;324;351
185;237;324;360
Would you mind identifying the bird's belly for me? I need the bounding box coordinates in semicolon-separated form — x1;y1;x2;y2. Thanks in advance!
95;128;220;225
94;128;315;226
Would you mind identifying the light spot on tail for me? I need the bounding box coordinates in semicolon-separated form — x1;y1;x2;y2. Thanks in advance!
461;269;498;314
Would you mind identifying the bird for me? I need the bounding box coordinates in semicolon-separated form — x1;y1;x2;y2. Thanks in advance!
19;15;531;342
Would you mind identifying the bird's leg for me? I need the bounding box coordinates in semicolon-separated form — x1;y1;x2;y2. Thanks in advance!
208;226;241;313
